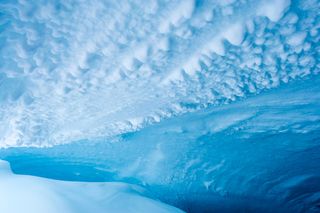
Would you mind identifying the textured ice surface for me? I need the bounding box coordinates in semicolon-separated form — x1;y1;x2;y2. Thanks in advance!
0;0;320;212
2;76;320;212
0;160;184;213
0;0;319;147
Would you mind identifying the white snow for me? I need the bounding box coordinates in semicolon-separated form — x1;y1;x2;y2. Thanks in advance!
0;160;184;213
257;0;291;22
221;22;246;46
206;38;226;56
287;32;307;46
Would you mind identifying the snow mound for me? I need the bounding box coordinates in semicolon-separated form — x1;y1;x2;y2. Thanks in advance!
0;160;184;213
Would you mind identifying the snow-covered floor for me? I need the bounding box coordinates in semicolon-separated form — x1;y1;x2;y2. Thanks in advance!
0;160;183;213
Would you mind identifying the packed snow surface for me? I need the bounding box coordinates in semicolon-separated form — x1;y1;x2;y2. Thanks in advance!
0;160;184;213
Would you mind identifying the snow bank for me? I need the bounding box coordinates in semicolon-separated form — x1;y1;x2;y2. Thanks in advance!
0;160;184;213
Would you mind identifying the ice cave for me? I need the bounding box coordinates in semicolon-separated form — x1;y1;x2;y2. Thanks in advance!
0;0;320;212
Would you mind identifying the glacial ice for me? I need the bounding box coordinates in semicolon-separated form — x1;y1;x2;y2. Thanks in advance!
0;0;320;212
2;76;320;212
0;0;319;147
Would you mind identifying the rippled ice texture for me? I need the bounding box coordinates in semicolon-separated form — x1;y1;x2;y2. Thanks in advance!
0;0;319;147
0;0;320;212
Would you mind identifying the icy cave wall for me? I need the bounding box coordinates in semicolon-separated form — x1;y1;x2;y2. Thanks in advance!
0;0;320;212
0;0;319;147
2;77;320;212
